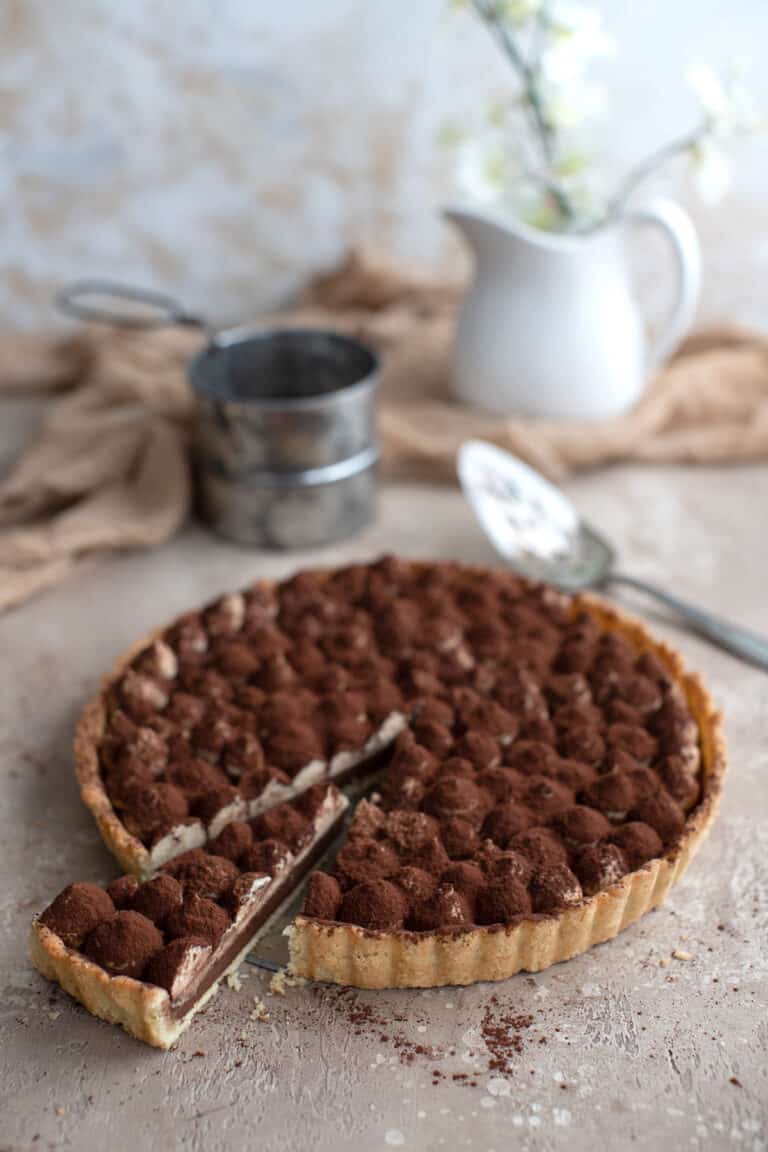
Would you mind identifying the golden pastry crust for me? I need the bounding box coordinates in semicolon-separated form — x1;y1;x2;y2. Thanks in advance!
30;922;179;1048
288;592;725;988
30;919;264;1049
75;685;155;878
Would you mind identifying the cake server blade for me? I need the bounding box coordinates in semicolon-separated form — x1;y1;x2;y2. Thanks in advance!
244;775;372;971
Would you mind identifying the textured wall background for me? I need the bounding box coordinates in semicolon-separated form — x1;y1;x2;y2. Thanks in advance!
2;0;767;329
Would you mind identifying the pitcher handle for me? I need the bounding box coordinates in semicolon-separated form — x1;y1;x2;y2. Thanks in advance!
625;197;702;371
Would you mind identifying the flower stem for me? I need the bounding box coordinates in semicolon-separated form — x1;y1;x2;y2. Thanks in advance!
603;124;706;222
471;0;578;224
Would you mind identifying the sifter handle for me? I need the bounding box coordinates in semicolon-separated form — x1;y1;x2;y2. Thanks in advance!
56;279;210;334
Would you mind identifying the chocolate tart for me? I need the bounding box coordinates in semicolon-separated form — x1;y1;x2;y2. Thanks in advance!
30;784;346;1048
62;558;723;1001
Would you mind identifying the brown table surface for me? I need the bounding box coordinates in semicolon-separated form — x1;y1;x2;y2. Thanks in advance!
2;466;767;1152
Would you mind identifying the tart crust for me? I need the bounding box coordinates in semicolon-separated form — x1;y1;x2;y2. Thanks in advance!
31;921;208;1050
288;593;725;988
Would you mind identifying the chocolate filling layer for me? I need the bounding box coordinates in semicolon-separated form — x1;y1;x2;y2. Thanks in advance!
168;812;342;1019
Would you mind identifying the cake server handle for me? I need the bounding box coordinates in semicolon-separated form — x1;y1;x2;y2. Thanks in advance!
608;572;768;671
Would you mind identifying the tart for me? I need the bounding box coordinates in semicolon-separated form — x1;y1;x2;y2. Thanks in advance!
30;783;346;1048
33;557;724;1037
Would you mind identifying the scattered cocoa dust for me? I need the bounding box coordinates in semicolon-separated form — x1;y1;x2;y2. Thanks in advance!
481;998;534;1074
319;987;537;1084
333;996;437;1061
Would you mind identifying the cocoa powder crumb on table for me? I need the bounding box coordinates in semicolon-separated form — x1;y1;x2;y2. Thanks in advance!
481;1007;534;1073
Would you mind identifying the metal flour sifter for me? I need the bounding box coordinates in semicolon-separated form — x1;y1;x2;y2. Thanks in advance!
58;280;380;549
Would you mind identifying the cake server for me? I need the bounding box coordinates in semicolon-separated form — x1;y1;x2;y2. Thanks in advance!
458;439;768;670
244;773;378;971
243;822;348;973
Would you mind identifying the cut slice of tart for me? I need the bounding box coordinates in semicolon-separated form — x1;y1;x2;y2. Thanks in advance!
30;783;346;1048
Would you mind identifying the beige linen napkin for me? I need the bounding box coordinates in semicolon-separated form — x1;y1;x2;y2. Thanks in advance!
2;251;768;611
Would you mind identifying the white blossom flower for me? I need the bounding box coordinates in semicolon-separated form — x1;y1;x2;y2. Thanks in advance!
546;3;615;79
689;139;732;203
518;188;561;231
538;3;612;127
541;77;607;128
500;0;543;24
552;149;590;179
687;64;759;137
455;134;511;206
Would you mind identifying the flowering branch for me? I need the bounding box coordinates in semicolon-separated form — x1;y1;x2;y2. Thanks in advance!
449;4;762;232
471;0;578;222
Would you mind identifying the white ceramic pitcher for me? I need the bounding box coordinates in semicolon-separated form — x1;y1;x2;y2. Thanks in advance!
445;199;701;420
